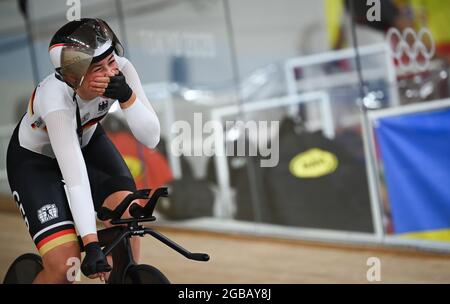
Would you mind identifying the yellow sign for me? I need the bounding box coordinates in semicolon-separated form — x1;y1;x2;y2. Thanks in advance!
289;148;338;178
124;156;143;179
401;229;450;242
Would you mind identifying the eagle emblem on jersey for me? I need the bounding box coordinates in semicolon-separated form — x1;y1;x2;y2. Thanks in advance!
98;100;109;113
37;204;59;224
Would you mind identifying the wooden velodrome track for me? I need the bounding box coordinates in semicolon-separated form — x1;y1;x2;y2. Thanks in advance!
0;197;449;284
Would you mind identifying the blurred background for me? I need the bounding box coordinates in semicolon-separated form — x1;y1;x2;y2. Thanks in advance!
0;0;450;283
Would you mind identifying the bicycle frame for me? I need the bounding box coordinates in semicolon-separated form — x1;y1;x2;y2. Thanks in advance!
78;188;209;284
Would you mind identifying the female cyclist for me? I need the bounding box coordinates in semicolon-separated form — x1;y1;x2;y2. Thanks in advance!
6;18;160;283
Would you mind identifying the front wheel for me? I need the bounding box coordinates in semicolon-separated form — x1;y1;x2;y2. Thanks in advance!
3;253;43;284
123;264;170;284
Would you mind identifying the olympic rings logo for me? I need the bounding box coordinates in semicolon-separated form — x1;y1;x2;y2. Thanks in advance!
386;27;435;73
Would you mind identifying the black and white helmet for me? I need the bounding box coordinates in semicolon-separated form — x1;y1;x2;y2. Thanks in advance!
49;18;124;88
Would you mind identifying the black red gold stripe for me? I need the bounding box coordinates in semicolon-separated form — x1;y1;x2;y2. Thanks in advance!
49;43;65;50
28;87;37;116
36;228;78;256
83;113;108;129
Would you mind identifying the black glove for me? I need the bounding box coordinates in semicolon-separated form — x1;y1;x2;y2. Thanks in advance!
104;71;133;103
81;242;112;277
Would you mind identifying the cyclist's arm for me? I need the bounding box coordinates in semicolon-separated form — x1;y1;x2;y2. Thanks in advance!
44;110;97;242
119;60;161;149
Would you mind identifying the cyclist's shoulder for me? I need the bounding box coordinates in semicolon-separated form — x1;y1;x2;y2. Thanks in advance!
34;74;73;114
115;55;131;69
37;73;69;93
